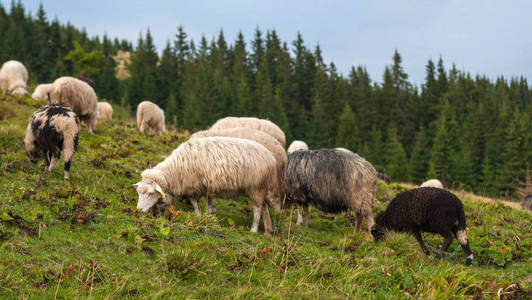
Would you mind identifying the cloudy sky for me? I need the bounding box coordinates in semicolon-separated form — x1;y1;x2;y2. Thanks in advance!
4;0;531;85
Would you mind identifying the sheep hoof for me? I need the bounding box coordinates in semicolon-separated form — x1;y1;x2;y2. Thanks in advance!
465;258;472;266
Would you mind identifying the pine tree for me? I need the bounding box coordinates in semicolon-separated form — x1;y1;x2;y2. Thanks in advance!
384;124;409;181
335;104;358;151
409;127;431;183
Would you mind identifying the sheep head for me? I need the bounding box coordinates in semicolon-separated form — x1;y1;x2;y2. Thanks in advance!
135;180;166;212
370;212;386;241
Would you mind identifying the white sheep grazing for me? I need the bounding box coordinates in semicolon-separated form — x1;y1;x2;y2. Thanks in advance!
24;104;80;179
421;179;444;189
50;76;98;134
31;83;53;101
97;102;113;120
0;60;28;96
190;127;287;214
287;140;309;153
210;117;286;148
135;136;280;235
136;101;165;136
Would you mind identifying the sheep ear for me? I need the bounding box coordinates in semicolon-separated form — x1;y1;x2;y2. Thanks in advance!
155;184;165;199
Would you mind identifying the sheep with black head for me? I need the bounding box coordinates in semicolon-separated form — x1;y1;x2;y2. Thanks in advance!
371;187;473;266
24;104;80;180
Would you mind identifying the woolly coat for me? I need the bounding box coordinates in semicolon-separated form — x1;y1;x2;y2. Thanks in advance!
210;117;286;147
136;101;165;136
284;149;378;230
97;102;113;120
421;179;444;189
50;76;98;133
287;140;309;153
190;127;286;197
24;104;79;179
31;83;53;101
0;60;28;96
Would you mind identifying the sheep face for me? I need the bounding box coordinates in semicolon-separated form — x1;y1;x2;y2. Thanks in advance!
26;148;42;163
135;181;165;212
370;213;386;241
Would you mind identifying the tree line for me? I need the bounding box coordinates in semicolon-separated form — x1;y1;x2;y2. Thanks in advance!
1;2;530;198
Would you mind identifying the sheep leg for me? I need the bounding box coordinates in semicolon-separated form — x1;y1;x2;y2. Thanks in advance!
190;197;201;216
413;231;430;256
64;160;71;180
438;231;454;258
296;204;304;225
48;156;59;172
44;152;50;167
206;196;216;214
250;205;262;233
261;203;273;236
302;204;310;227
354;213;363;233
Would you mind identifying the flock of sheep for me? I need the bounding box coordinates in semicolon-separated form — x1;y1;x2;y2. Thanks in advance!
1;59;473;266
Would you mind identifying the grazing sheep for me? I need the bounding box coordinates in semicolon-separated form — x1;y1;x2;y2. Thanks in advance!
50;76;98;134
24;104;80;180
287;140;309;153
210;117;286;147
74;75;96;91
421;179;444;189
135;137;280;235
31;83;53;101
0;60;28;96
136;101;165;136
190;127;287;214
284;149;378;233
97;102;113;120
522;195;532;211
371;187;473;266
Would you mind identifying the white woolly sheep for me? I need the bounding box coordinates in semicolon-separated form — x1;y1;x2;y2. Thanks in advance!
0;60;28;96
136;101;165;136
50;76;98;134
421;179;444;189
31;83;53;101
97;102;113;120
24;104;80;179
371;187;473;266
210;117;286;147
190;127;287;214
284;149;378;233
135;137;280;235
287;140;309;153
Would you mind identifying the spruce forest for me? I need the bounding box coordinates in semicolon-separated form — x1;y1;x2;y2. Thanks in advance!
1;2;531;198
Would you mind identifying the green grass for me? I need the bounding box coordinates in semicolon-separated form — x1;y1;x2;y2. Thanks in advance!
0;94;531;299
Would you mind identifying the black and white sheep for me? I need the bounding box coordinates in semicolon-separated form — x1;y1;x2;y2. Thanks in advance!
371;187;473;266
284;149;378;233
50;76;99;134
0;60;28;96
24;104;80;180
135;136;280;235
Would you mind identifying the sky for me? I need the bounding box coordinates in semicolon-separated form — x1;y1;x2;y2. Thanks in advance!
4;0;532;85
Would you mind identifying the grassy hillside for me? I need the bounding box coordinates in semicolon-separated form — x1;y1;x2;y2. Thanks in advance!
0;94;531;299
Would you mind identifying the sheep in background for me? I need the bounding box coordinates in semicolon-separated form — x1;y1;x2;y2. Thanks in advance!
190;127;287;214
50;76;98;134
97;102;113;120
284;149;378;233
31;83;53;101
136;101;165;136
135;137;280;235
210;117;286;147
24;104;80;180
371;187;473;266
0;60;28;96
522;195;532;211
74;75;96;91
421;179;444;189
287;140;308;153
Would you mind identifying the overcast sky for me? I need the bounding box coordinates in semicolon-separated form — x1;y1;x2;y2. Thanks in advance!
4;0;532;85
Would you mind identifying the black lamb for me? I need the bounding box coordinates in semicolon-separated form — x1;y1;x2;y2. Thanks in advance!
370;187;473;266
